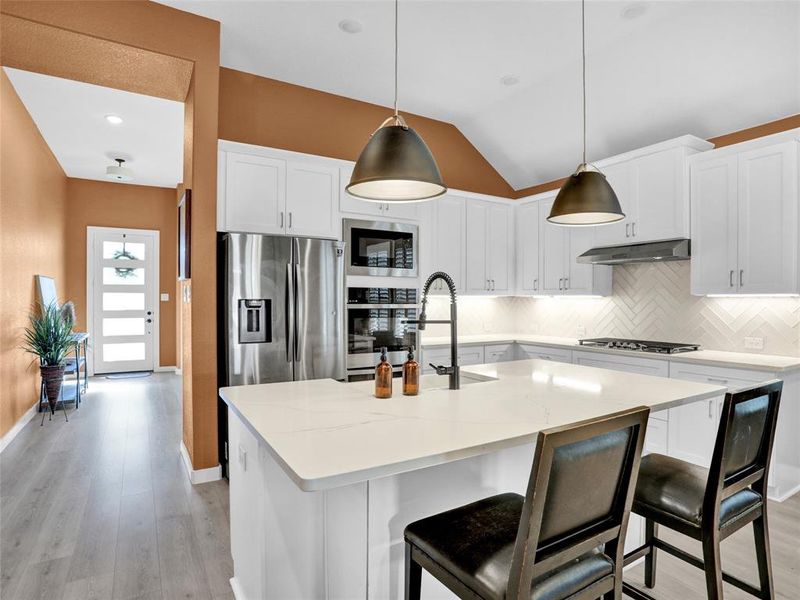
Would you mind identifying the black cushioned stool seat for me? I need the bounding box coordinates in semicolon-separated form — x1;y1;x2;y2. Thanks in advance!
634;454;762;536
405;493;614;600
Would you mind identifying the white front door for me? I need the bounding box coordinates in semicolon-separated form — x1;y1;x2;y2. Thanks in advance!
88;227;159;374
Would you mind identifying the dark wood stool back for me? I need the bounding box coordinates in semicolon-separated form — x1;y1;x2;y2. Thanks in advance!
507;407;650;599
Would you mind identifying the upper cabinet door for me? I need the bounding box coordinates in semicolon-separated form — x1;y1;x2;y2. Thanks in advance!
286;161;339;239
516;201;540;293
690;155;739;295
432;195;466;292
487;203;511;293
465;201;489;292
339;164;419;221
737;141;799;294
634;148;687;241
565;227;601;294
224;152;286;234
538;197;567;294
593;161;634;248
381;201;419;221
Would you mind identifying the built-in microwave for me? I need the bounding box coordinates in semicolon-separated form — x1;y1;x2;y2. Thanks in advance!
343;219;418;278
346;286;418;381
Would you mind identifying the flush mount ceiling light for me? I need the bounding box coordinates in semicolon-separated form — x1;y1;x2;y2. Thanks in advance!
500;74;519;86
338;18;363;34
106;158;133;182
548;0;625;226
346;0;446;202
104;114;123;125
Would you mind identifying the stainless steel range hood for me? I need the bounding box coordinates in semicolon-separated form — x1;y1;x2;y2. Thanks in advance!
577;238;690;265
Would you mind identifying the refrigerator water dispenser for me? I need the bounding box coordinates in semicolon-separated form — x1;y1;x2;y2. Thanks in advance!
238;299;271;343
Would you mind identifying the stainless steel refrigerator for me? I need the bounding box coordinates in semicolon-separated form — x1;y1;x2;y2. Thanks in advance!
220;233;346;386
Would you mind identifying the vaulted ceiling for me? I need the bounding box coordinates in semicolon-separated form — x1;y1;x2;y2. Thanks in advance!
157;0;800;190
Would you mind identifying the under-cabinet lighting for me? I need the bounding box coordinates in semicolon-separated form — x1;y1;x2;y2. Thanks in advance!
707;294;800;298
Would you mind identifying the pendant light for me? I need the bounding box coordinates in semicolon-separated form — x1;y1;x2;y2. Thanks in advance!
346;0;446;202
106;158;134;182
548;0;624;226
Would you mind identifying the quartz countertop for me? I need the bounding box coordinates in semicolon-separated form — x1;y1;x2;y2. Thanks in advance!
220;359;724;492
420;333;800;373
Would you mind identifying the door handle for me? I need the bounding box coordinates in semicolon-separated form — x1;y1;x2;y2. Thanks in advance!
288;212;293;229
729;270;734;287
708;400;713;419
533;278;538;291
739;270;744;287
294;263;301;361
558;278;563;290
564;277;569;290
632;222;637;237
280;212;284;229
707;377;729;385
625;223;630;238
285;263;294;363
491;279;495;291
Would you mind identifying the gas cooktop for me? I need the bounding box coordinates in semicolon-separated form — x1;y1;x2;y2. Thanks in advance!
578;338;700;354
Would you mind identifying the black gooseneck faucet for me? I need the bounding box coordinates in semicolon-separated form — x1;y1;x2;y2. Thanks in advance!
404;271;459;390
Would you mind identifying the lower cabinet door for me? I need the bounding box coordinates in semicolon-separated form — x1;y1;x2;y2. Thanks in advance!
643;417;668;456
667;398;719;467
572;351;668;377
485;343;515;363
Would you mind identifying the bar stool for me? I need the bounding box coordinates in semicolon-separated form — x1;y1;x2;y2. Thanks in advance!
623;380;783;600
404;406;650;600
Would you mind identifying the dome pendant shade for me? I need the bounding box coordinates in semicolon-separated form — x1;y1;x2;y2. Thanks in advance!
547;166;625;226
346;124;446;202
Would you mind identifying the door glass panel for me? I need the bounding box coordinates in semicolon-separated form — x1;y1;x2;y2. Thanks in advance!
103;292;145;311
103;342;145;362
103;317;145;336
103;267;145;285
103;241;145;260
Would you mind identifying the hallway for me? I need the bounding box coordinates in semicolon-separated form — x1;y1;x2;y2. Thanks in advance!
0;374;232;600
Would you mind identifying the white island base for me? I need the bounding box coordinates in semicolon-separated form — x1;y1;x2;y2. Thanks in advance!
222;360;727;600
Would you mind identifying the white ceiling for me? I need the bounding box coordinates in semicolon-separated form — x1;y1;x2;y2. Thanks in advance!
4;67;184;188
157;0;799;190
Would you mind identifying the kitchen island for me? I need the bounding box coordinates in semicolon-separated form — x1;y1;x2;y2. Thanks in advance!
220;359;724;600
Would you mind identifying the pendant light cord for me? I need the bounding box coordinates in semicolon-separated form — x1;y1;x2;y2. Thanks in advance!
394;0;399;118
582;0;586;165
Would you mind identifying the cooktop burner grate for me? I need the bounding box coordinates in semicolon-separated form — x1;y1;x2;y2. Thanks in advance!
578;338;700;354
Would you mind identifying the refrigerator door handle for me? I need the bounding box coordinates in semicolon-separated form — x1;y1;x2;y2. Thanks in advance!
294;263;301;362
285;263;294;363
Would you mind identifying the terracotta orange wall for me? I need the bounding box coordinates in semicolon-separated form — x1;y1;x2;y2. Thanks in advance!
0;71;68;437
218;67;516;198
1;1;221;470
64;178;177;367
513;114;800;198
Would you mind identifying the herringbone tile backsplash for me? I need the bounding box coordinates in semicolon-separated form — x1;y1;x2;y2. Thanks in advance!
426;262;800;356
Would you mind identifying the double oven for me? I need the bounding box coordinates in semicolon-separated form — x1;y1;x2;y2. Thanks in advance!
343;219;420;382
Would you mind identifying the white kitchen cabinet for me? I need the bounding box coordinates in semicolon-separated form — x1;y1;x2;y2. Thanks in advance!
423;194;466;294
644;417;669;455
339;165;419;221
572;350;669;377
422;345;485;373
485;343;515;363
516;200;540;293
691;138;799;295
466;201;512;294
537;196;612;296
667;362;768;467
517;344;573;363
286;161;338;238
222;151;286;235
218;143;340;238
592;161;633;248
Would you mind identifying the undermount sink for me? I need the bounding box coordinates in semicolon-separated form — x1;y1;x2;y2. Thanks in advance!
422;370;498;391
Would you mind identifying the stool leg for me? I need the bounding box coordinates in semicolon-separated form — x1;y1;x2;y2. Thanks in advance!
405;543;422;600
752;513;774;599
644;520;657;588
701;533;723;600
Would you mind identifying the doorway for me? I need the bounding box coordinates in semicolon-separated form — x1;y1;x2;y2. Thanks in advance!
87;226;159;374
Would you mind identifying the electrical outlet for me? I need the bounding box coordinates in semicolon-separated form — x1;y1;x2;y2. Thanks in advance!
160;293;170;302
576;325;586;337
744;337;764;350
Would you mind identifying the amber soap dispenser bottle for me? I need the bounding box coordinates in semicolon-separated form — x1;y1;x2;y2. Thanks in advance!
402;346;419;396
375;347;393;399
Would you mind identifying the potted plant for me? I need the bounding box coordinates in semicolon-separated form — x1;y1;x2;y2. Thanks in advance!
22;302;74;414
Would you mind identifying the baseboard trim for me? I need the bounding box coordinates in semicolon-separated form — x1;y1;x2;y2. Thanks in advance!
154;365;178;373
230;577;246;600
0;403;38;453
772;481;800;503
180;441;221;484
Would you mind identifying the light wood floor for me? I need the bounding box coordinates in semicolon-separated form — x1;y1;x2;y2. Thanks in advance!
0;373;233;600
1;373;798;599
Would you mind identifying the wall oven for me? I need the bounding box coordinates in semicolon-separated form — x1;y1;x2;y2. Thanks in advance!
346;286;418;381
343;219;418;278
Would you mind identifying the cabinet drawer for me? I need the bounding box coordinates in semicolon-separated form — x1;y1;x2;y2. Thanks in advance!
422;345;485;373
572;350;668;377
485;343;515;363
517;344;573;363
668;362;771;388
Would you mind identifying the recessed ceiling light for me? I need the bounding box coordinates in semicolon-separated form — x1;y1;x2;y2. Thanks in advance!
338;19;363;34
621;3;647;20
105;114;123;125
500;75;519;86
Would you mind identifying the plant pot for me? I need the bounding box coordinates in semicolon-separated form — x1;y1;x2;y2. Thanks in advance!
40;365;65;412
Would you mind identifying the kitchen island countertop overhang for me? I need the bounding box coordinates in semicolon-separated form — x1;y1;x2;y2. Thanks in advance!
219;358;725;492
